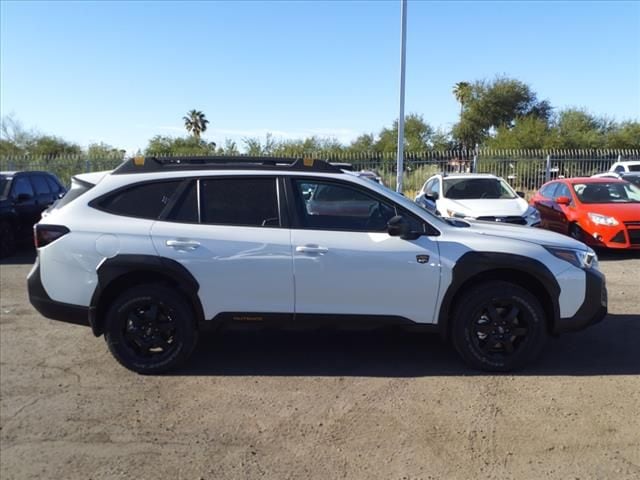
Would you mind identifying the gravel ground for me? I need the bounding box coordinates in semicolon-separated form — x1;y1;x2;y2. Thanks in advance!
1;248;639;480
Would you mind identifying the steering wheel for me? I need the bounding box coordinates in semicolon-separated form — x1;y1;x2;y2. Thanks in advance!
365;203;384;230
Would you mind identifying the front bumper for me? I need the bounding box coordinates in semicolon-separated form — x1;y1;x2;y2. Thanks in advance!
582;223;640;250
553;268;607;334
27;257;90;326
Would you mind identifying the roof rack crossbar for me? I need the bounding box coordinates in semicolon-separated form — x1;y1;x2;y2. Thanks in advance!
112;155;344;174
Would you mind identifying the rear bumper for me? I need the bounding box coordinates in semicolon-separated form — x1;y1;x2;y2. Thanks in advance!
27;257;90;327
554;268;607;334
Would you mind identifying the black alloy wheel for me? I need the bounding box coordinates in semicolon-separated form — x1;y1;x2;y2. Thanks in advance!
452;281;548;372
105;285;198;374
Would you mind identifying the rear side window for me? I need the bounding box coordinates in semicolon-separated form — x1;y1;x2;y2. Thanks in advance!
30;175;51;195
200;178;279;227
166;181;198;223
97;181;181;219
539;183;558;199
11;177;34;198
45;175;63;194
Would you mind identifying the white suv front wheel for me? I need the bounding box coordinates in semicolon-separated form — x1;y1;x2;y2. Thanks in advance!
451;281;548;372
104;285;199;374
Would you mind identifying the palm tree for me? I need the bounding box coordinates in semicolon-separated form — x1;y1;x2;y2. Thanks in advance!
183;110;210;139
452;82;472;118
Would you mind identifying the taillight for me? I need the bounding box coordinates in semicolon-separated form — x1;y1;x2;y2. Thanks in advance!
34;225;70;248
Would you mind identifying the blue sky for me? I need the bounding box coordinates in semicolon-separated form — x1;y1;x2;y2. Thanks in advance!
1;0;639;152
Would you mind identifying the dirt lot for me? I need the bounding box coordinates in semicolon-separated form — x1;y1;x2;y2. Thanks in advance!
1;249;639;480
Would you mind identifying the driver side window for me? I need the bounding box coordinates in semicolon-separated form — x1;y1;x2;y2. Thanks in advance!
293;179;397;232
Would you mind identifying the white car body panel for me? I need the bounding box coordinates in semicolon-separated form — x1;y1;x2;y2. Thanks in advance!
39;202;156;306
291;229;441;323
150;221;294;319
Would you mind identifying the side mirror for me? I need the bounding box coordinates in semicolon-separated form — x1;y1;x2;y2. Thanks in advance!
516;191;525;198
426;192;439;201
16;193;33;202
555;196;571;205
387;215;420;240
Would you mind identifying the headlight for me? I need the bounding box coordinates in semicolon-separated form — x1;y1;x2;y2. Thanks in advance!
545;246;597;269
588;212;619;226
525;206;541;221
446;209;469;219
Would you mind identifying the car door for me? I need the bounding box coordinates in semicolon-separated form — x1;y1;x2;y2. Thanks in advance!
10;175;40;235
533;182;558;230
288;177;441;325
552;183;576;235
150;176;294;321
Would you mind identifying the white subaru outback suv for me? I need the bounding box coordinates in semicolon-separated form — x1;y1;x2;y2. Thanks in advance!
28;156;607;374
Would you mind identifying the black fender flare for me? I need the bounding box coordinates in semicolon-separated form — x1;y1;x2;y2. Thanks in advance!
89;254;204;336
437;251;561;339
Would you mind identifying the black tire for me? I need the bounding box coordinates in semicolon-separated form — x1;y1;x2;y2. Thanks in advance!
451;281;548;372
104;284;198;374
569;223;584;242
0;221;16;259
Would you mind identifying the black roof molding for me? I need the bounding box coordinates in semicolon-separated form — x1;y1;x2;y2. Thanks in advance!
112;156;344;175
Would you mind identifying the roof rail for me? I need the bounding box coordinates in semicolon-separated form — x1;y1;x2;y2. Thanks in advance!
112;155;344;175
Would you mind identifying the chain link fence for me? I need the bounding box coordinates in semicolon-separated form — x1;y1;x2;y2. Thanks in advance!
1;149;638;197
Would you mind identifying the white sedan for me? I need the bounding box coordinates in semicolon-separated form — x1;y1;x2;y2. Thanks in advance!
415;173;541;226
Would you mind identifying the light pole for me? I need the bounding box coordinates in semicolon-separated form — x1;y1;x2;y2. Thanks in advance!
396;0;407;193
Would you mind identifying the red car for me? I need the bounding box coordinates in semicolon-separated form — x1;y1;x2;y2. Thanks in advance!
530;177;640;250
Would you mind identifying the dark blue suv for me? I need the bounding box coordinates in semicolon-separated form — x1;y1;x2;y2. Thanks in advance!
0;171;66;258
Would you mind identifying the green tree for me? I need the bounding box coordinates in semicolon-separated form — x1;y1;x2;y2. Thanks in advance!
348;133;376;153
182;110;210;139
29;135;82;157
145;135;217;156
376;113;434;154
87;142;126;159
606;121;640;149
242;133;277;156
546;109;606;149
452;81;472;118
486;116;551;149
453;76;552;148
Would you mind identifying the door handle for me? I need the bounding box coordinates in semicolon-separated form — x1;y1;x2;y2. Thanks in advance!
166;239;201;250
296;245;329;254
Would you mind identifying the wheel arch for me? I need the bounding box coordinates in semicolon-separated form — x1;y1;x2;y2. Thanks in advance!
90;255;204;336
438;252;561;340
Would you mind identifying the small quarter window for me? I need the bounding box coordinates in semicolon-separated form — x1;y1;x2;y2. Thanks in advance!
97;181;181;219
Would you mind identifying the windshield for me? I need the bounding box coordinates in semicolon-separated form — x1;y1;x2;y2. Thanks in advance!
0;176;11;199
443;177;517;200
573;182;640;203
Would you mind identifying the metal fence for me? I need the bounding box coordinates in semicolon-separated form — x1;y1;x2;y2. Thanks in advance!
1;149;638;196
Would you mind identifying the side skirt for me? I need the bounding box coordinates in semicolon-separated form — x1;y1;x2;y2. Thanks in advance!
204;312;441;333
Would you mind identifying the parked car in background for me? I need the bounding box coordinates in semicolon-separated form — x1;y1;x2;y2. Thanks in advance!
0;171;66;258
607;160;640;174
592;171;640;187
415;173;540;226
356;170;384;185
530;177;640;250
